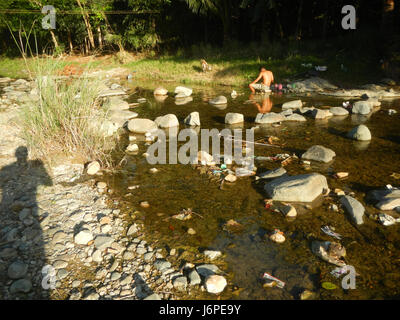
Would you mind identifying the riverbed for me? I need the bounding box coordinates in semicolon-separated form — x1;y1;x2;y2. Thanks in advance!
102;81;400;300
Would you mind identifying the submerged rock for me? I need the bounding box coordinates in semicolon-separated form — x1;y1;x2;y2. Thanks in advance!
301;145;336;163
255;112;285;124
209;96;227;105
340;195;365;225
264;173;328;202
258;167;287;180
311;241;346;266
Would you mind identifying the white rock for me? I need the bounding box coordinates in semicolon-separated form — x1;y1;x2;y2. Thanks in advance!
87;161;100;175
224;174;237;183
255;112;285;124
154;87;168;95
205;275;227;294
209;96;227;105
269;231;286;243
174;86;192;97
282;100;302;110
225;112;244;124
184;112;201;126
74;230;94;245
126;144;139;152
204;250;222;260
127;118;158;134
154;114;179;128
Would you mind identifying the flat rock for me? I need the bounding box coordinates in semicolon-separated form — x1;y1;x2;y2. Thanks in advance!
301;145;336;163
225;113;244;124
174;86;192;97
209;96;227;105
264;173;329;202
282;100;302;110
376;198;400;211
196;264;221;277
74;230;93;245
94;236;114;250
285;114;307;121
259;167;287;179
340;195;365;225
330;107;349;116
127;118;158;134
255;112;285;124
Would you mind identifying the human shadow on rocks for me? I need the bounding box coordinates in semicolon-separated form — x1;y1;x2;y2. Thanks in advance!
0;146;53;299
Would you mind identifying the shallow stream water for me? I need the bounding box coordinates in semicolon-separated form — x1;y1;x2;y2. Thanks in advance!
103;81;400;300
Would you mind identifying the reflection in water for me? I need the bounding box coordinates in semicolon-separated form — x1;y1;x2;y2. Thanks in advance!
249;93;273;114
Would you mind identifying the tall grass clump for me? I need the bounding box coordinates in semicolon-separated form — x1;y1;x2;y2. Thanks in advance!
19;58;115;166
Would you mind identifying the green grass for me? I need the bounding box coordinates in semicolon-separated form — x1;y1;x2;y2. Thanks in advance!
18;57;116;166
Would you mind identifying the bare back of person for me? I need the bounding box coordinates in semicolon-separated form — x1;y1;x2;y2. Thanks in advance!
249;66;274;93
260;70;274;86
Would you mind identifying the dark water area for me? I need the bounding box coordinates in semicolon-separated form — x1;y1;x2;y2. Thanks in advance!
103;81;400;300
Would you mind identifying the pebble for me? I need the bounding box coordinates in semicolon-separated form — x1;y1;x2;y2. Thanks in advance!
140;201;150;208
224;174;237;183
74;230;94;245
110;272;121;281
173;276;188;290
187;228;196;235
269;230;286;243
87;161;100;175
97;182;107;189
8;261;28;279
204;250;222;260
205;275;227;294
149;168;158;173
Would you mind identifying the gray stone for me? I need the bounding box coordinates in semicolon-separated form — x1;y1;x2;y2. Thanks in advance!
184;112;201;126
264;173;329;202
204;250;222;260
376;198;400;211
196;264;221;277
285;114;307;121
110;272;121;281
225;113;244;124
57;269;69;280
173;276;188;290
144;293;161;300
154;114;179;128
255;112;285;124
352;101;372;114
301;145;336;163
282;100;302;110
8;261;28;279
94;236;114;250
311;109;333;119
340;195;365;225
347;125;371;141
209;96;227;105
154;259;171;272
259;167;287;179
127;118;158;134
188;269;201;286
174;86;192;97
330;107;349;116
127;224;138;236
10;279;32;294
143;252;154;262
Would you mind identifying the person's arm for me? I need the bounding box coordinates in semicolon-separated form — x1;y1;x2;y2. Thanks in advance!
251;72;262;84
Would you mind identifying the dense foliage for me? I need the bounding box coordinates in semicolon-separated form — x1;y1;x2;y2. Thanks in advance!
0;0;399;62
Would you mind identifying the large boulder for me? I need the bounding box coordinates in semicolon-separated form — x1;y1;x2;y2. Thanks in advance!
155;114;179;128
174;86;192;97
282;100;302;110
255;112;285;124
330;107;349;116
264;173;329;202
127;118;158;134
209;96;227;105
184;112;201;126
340;195;365;225
301;145;336;163
347;125;371;141
352;101;372;115
225;113;244;124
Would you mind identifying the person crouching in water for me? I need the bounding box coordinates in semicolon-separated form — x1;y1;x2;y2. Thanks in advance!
249;66;274;93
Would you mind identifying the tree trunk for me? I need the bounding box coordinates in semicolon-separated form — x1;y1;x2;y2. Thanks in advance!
76;0;95;51
68;31;73;53
274;5;284;40
97;26;103;50
295;0;303;41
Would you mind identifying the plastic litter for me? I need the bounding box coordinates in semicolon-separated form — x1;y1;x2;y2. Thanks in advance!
321;282;337;290
331;266;350;278
235;168;255;177
321;226;342;240
315;66;328;71
262;272;285;289
378;213;400;226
